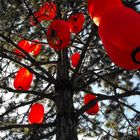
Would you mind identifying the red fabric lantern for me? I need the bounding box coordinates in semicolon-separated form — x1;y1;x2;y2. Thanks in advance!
88;0;123;26
30;2;56;26
98;7;140;70
138;126;140;136
14;68;33;90
15;40;30;57
28;103;44;124
29;40;42;56
46;20;70;50
71;52;80;67
67;13;85;33
29;11;44;26
39;2;56;21
84;93;99;115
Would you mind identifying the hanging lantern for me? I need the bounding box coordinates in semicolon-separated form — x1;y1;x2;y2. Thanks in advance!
15;40;30;57
29;40;42;56
98;33;139;70
67;13;85;33
98;7;140;70
14;68;33;90
71;52;80;67
88;0;123;26
39;2;56;21
138;126;140;136
46;20;70;50
84;93;99;115
30;2;56;26
29;11;44;26
28;103;44;124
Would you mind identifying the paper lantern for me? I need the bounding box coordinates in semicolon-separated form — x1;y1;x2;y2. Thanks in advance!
71;52;80;67
138;126;140;136
28;103;44;124
84;93;99;115
98;7;140;70
88;0;123;26
15;40;30;57
67;13;84;33
29;40;42;56
46;20;70;50
39;2;56;21
14;68;33;90
29;11;44;26
30;2;56;26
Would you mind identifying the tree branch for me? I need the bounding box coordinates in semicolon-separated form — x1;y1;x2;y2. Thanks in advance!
76;90;140;117
0;122;56;130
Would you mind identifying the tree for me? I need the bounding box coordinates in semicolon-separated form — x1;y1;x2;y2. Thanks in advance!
0;0;140;139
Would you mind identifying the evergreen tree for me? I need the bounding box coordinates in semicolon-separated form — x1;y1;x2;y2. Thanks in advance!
0;0;140;139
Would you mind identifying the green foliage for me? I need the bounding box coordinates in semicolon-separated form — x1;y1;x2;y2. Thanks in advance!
0;0;140;139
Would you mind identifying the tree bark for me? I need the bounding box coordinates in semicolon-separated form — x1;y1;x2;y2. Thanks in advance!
56;88;78;140
55;49;78;140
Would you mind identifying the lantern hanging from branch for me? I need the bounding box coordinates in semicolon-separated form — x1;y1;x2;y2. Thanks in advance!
15;40;30;57
30;2;56;26
39;2;56;21
84;93;99;115
71;52;80;67
28;103;44;124
29;11;44;26
88;0;123;26
67;13;85;33
46;19;70;50
98;7;140;70
29;40;42;56
14;68;33;90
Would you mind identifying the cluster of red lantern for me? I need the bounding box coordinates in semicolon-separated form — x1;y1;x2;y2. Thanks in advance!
71;52;81;67
14;2;86;125
14;68;33;91
30;2;56;26
88;0;140;70
84;93;99;115
67;13;85;34
46;12;85;50
15;40;42;57
46;14;85;50
28;103;44;124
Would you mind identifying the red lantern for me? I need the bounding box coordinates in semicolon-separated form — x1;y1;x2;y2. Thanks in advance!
29;40;42;56
71;52;80;67
15;40;30;57
84;93;99;115
39;2;56;21
28;103;44;124
29;11;44;26
88;0;123;26
30;2;56;26
67;13;85;33
46;20;70;50
98;7;140;70
138;126;140;136
14;68;33;90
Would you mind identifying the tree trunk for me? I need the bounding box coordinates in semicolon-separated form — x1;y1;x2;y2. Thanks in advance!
56;88;78;140
55;49;78;140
